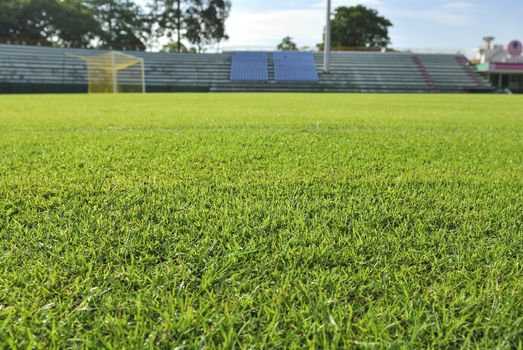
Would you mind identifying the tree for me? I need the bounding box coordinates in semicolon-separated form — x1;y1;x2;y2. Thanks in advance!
86;0;148;50
0;0;21;42
184;0;231;52
52;0;100;47
162;41;196;53
0;0;98;47
0;0;57;45
318;5;392;49
150;0;187;52
277;36;298;51
0;0;231;52
0;0;99;47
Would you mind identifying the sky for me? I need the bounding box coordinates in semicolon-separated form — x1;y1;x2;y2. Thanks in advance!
222;0;523;53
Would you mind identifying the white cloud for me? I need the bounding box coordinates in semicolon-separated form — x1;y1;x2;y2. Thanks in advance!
223;1;477;49
225;9;325;48
224;0;387;48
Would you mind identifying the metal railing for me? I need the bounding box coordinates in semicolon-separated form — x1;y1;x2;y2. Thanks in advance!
1;37;473;57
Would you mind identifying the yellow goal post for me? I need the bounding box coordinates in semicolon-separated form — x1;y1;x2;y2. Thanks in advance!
68;51;146;93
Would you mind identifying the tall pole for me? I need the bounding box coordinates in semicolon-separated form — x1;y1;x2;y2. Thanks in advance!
111;51;118;94
323;0;332;73
141;59;146;93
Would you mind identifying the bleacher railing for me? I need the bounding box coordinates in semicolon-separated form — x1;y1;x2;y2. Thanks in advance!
0;37;146;52
1;37;472;56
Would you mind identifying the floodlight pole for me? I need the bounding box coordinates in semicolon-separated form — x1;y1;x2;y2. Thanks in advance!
111;51;118;94
323;0;332;73
140;58;146;93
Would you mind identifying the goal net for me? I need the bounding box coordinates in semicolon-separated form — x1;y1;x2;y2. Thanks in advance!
71;51;145;93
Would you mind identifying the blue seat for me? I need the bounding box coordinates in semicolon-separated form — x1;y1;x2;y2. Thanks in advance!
273;52;319;81
230;52;268;81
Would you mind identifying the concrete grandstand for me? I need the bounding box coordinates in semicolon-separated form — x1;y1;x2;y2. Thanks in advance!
0;44;493;93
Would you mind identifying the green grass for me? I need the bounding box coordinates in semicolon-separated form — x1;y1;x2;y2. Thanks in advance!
0;93;522;349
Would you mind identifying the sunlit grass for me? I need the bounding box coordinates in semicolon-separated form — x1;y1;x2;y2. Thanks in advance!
1;93;522;348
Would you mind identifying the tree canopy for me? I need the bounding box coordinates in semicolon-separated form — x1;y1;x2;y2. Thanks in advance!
184;0;231;52
87;0;148;50
0;0;97;46
0;0;231;51
277;36;298;51
319;5;392;50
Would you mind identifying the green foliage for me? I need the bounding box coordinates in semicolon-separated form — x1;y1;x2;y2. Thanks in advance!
0;0;55;45
86;0;148;50
151;0;231;53
0;0;230;51
0;0;99;47
150;0;187;52
184;0;231;52
161;41;197;52
277;36;298;51
0;0;20;39
52;0;101;47
319;5;392;50
0;94;522;348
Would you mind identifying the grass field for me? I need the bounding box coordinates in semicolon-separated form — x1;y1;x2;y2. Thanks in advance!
1;93;522;348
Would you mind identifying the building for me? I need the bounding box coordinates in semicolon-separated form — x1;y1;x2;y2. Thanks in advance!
475;37;523;92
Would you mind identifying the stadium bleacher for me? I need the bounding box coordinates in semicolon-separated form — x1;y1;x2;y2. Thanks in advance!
230;52;268;81
0;44;493;93
273;52;319;81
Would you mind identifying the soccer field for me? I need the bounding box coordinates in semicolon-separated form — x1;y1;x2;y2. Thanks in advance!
1;93;522;348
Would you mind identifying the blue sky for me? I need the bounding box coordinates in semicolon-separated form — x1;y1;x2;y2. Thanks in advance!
223;0;523;52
